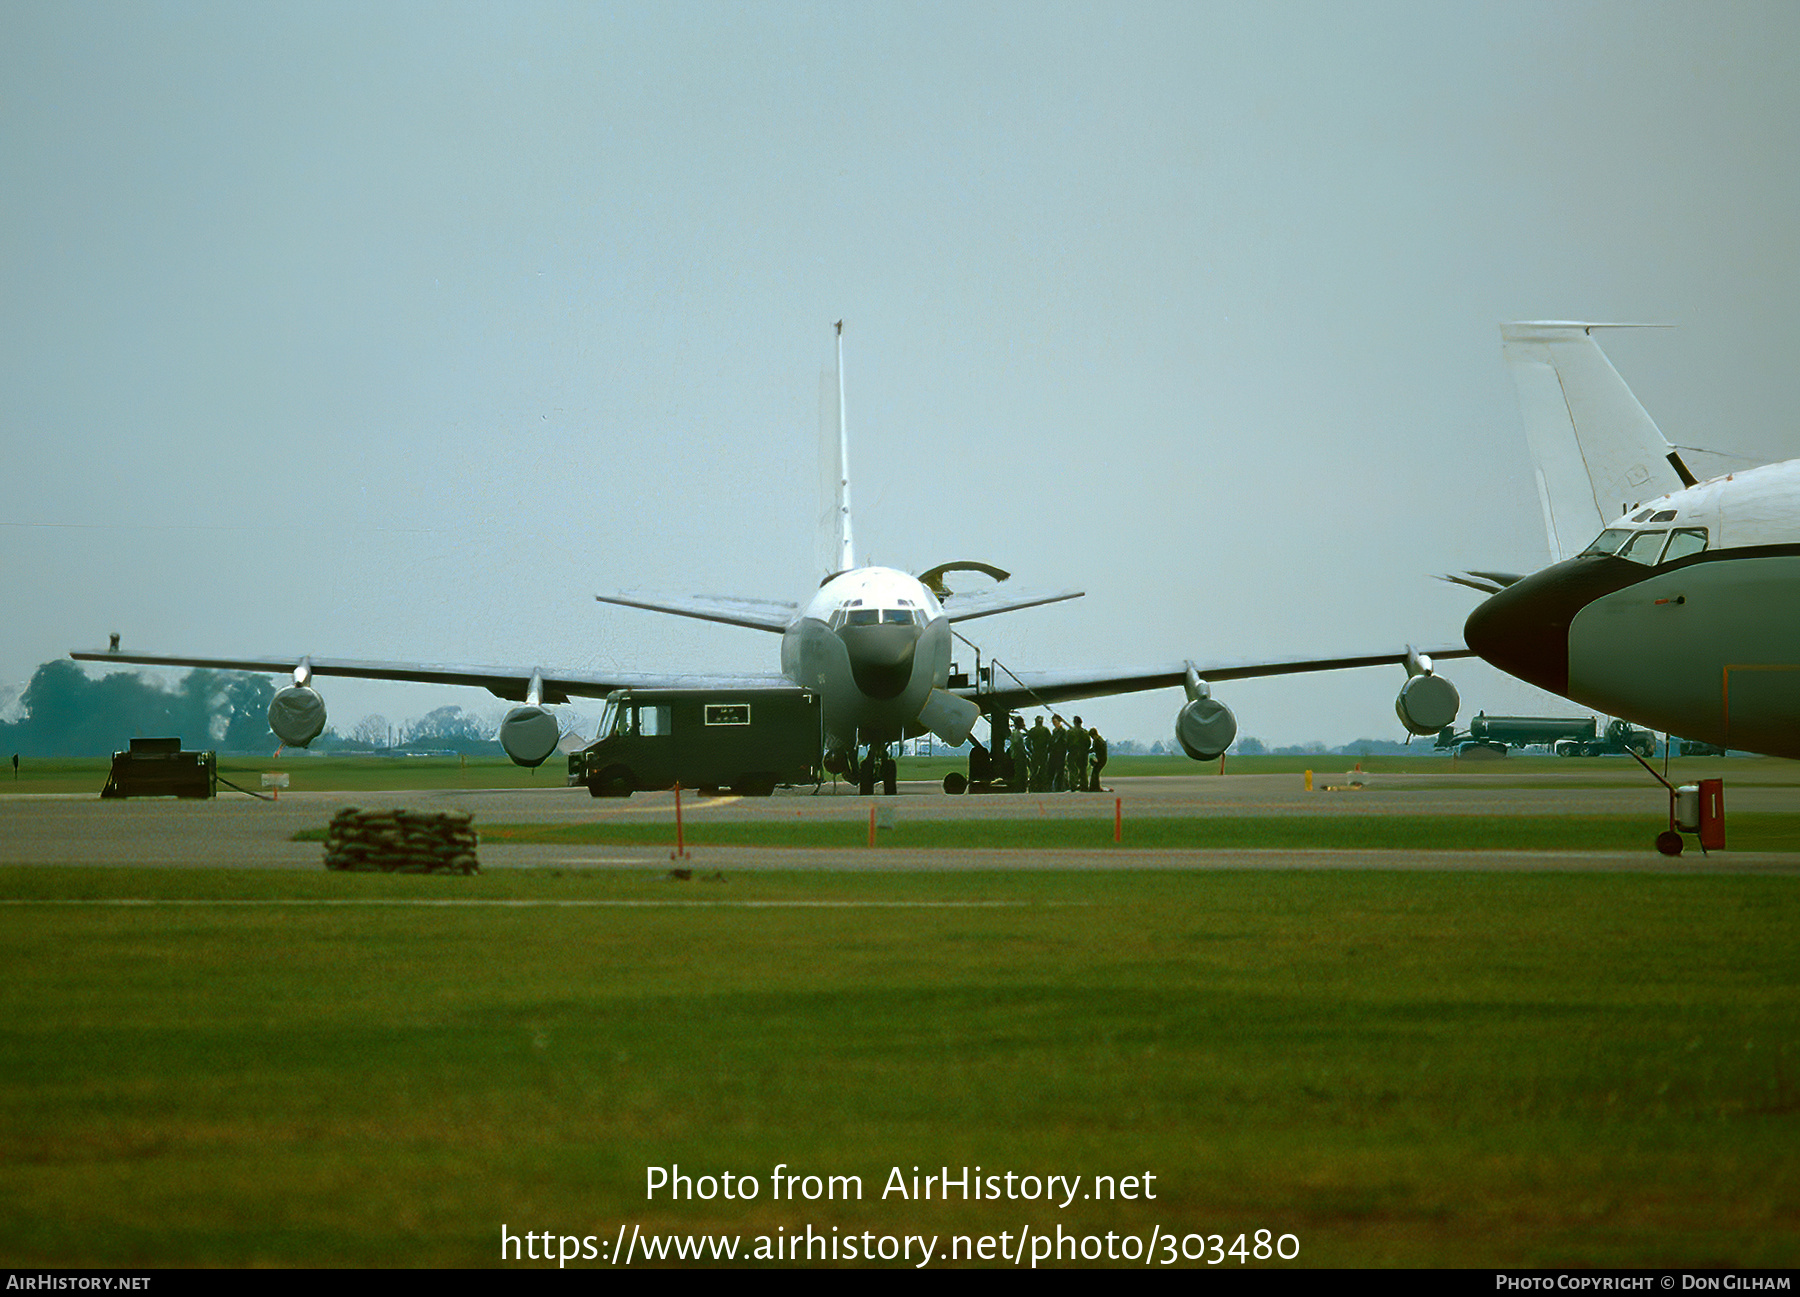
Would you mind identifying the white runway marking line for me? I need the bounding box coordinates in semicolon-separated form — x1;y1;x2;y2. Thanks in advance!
0;898;1075;909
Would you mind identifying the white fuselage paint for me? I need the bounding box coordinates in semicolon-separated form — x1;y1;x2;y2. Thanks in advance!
1476;460;1800;757
778;566;953;754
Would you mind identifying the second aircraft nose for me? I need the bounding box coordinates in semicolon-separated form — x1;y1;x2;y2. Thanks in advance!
1464;555;1643;696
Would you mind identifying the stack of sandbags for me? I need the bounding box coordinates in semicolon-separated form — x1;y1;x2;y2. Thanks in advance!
323;808;479;874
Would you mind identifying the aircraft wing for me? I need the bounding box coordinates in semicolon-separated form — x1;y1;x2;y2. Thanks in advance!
595;592;798;632
941;586;1084;623
69;648;790;704
960;647;1477;710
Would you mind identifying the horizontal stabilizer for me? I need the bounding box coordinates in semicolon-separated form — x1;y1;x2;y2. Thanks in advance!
1437;570;1524;596
941;586;1083;623
70;647;789;704
595;591;798;633
966;647;1476;711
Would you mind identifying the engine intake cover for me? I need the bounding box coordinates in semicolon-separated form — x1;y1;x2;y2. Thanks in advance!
500;704;561;768
268;685;326;748
1176;696;1237;762
1396;673;1460;736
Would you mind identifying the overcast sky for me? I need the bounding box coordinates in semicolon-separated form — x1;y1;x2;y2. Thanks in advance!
5;1;1799;746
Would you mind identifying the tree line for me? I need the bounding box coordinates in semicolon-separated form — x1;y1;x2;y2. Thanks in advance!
0;661;503;757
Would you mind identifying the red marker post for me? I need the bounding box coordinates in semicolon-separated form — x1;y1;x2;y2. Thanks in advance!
671;783;689;860
1114;796;1122;844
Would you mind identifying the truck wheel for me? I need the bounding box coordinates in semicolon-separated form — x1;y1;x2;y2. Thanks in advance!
882;758;897;797
943;772;968;795
588;766;634;798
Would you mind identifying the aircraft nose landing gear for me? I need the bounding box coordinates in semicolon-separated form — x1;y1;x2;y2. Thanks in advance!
857;743;897;796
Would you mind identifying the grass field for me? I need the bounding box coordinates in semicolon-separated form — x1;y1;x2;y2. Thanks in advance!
451;812;1800;853
1;864;1795;1267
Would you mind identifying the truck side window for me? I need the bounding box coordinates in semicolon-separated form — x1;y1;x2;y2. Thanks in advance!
636;705;672;736
1661;528;1709;563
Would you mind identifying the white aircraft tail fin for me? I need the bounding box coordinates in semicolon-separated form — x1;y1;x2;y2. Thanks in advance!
1500;321;1695;562
832;321;855;573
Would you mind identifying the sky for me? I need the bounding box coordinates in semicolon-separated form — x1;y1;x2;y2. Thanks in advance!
5;1;1799;747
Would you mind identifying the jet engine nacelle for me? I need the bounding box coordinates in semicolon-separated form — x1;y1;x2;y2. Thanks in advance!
500;704;561;768
1175;695;1237;762
268;685;326;748
1395;671;1460;736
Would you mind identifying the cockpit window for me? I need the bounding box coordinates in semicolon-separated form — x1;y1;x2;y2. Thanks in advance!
1617;530;1668;565
1630;508;1657;523
1580;528;1633;557
881;609;918;625
1650;510;1677;523
1662;527;1709;563
845;608;881;627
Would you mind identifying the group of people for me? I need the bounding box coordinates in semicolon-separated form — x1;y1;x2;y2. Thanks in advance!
1007;714;1107;792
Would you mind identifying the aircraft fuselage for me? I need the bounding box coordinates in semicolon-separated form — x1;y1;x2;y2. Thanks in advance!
1465;460;1800;757
779;566;953;753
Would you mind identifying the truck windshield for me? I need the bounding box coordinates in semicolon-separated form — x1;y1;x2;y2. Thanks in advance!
597;699;618;740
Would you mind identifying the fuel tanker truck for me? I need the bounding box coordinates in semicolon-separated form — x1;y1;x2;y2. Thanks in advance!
1434;712;1655;757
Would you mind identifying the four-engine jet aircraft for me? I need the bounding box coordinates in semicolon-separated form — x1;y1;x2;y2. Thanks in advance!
1458;322;1800;758
74;324;1471;793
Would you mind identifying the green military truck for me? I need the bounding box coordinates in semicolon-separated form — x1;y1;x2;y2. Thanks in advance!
568;687;823;798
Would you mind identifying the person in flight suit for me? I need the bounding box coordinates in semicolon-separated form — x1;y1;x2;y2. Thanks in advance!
1087;724;1108;791
1048;716;1069;791
1026;716;1051;791
1007;716;1029;792
1067;716;1090;793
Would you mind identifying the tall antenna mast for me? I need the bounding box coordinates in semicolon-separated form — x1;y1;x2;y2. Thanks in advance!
835;320;855;572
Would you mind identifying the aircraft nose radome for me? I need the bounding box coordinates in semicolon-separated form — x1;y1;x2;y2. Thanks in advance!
839;624;919;700
1464;555;1644;696
1464;581;1571;696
